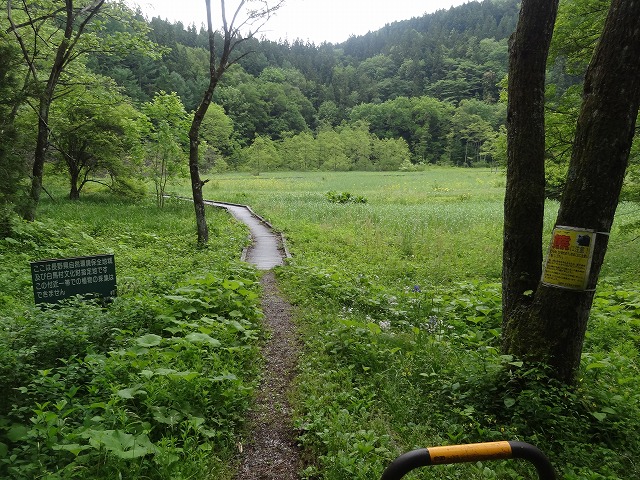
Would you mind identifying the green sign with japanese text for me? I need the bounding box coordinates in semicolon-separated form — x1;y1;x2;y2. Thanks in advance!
31;254;116;304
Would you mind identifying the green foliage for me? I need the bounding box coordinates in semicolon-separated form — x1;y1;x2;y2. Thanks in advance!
325;191;368;204
284;264;640;479
50;72;147;200
236;123;413;172
188;170;640;480
141;91;190;207
0;196;258;478
0;33;26;222
545;161;569;201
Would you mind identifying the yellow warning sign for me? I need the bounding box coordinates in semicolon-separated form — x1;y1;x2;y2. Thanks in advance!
541;226;596;290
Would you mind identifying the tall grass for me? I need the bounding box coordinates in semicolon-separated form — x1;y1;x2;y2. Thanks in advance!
169;169;640;479
4;170;639;479
172;169;640;283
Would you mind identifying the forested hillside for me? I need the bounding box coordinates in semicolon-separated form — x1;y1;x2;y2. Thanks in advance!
2;0;638;210
84;0;519;170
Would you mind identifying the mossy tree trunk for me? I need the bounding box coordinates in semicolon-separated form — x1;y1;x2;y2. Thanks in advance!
503;0;640;383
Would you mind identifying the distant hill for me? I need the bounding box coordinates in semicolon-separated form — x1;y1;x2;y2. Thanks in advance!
86;0;519;165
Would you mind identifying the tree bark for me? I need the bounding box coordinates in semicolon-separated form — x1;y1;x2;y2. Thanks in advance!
69;164;80;200
188;0;238;245
24;7;73;220
187;0;219;245
502;0;559;326
503;0;640;383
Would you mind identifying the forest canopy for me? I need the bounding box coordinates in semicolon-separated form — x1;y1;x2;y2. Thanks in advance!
1;0;638;206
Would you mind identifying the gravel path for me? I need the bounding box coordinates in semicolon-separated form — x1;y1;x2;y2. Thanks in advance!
206;200;302;478
234;271;302;479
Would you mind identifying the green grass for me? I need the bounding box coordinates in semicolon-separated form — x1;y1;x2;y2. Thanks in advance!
3;169;640;479
0;192;260;479
172;169;640;284
167;169;640;479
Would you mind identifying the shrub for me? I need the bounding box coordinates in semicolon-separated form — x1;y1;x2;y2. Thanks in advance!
325;191;368;204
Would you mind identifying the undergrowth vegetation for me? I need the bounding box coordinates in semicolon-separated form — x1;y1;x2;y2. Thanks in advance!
281;269;640;479
3;170;640;479
185;170;640;479
0;193;260;478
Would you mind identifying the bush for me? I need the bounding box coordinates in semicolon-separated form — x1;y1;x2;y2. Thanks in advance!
325;191;368;204
111;176;147;200
545;161;568;200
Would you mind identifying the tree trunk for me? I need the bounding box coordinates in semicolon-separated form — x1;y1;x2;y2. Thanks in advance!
188;53;218;244
503;0;640;383
189;136;209;245
187;0;223;245
11;0;105;220
69;166;80;200
24;104;50;220
502;0;559;325
20;2;73;220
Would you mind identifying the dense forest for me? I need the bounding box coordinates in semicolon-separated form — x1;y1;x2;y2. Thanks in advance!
89;0;518;168
1;0;638;211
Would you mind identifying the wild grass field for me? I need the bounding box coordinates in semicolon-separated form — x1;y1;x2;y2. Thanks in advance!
177;169;640;479
172;168;640;284
2;169;640;479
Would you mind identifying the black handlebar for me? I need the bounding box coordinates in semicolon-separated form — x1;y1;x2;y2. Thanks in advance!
381;441;556;480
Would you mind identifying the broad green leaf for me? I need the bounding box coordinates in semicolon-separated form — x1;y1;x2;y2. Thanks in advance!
116;386;147;399
185;332;221;346
88;430;156;459
586;362;609;371
211;372;238;382
168;371;200;381
6;425;28;442
367;322;382;334
135;334;162;347
52;443;91;456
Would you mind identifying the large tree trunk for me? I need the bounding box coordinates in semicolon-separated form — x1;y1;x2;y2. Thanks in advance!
503;0;640;383
502;0;559;328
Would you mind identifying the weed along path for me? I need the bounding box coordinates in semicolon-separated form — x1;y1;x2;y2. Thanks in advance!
205;200;302;479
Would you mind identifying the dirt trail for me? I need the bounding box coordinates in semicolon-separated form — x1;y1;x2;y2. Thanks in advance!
234;271;302;479
209;201;301;479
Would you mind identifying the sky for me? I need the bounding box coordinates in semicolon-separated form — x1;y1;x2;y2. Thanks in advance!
129;0;470;45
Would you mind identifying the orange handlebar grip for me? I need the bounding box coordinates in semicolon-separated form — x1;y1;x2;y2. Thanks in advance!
428;441;512;464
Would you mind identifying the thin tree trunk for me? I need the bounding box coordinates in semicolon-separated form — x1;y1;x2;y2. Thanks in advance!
24;103;50;220
12;0;104;220
21;2;73;220
189;137;209;245
188;0;226;245
69;166;80;200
